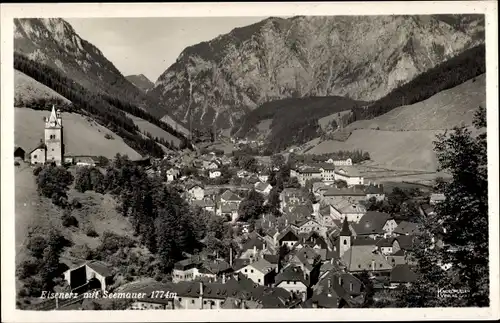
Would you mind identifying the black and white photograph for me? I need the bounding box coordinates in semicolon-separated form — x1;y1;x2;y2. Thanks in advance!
1;2;498;322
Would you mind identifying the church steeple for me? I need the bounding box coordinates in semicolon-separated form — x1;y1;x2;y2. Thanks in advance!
340;217;352;236
338;217;352;258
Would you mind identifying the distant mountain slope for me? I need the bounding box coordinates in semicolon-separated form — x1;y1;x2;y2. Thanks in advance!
149;14;484;130
306;73;486;171
347;73;486;131
15;108;142;160
14;70;70;105
233;96;366;152
126;74;154;93
14;18;188;137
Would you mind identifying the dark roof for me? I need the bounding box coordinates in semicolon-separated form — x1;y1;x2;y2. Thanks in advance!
365;184;384;194
263;254;279;265
86;260;113;277
323;187;366;197
241;237;266;251
339;218;352;236
394;235;417;251
277;227;299;242
351;236;379;246
376;238;394;248
275;266;309;286
352;211;392;235
394;221;422;235
390;264;418;283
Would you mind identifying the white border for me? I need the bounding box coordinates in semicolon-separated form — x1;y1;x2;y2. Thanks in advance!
1;2;498;322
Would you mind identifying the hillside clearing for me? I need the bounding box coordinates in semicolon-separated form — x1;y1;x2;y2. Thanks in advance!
14;69;70;105
347;73;485;131
15;108;142;160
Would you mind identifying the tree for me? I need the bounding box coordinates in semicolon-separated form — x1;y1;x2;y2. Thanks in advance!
271;154;285;169
396;106;488;307
238;190;265;222
267;187;281;213
36;165;74;203
357;270;374;307
75;167;92;193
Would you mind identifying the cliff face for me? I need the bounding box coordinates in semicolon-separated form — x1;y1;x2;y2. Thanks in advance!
14;18;166;118
149;15;484;130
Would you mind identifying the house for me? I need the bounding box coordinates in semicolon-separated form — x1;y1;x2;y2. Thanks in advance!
274;266;310;301
333;166;364;186
352;211;397;238
288;247;322;286
364;183;385;201
240;235;267;260
254;182;272;195
277;227;299;248
293;219;322;235
318;163;337;183
220;203;239;222
326;158;353;166
316;270;364;298
236;258;277;286
75;156;100;167
203;159;221;170
376;238;394;255
394;221;422;236
430;193;446;205
280;188;308;210
258;172;269;183
389;264;418;289
340;244;393;275
187;184;205;201
63;260;113;292
220;190;243;205
166;168;181;182
172;257;232;283
297;167;323;186
29;141;47;165
325;197;367;223
209;170;222;178
392;236;417;255
320;187;367;204
192;199;216;213
14;146;25;160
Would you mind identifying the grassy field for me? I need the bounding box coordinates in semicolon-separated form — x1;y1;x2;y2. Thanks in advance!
15;108;142;160
126;112;182;148
346;74;485;131
14;70;70;104
306;75;485;173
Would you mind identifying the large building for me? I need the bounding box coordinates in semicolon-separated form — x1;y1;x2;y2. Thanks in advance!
29;106;65;165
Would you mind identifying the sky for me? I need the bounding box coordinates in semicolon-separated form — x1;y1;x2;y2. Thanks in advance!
66;17;268;82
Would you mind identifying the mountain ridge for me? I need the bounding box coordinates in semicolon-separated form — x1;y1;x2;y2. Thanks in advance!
126;74;154;93
149;14;484;131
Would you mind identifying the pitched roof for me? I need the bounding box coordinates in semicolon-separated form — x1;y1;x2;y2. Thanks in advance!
86;260;113;277
390;264;418;283
329;198;367;215
276;227;299;242
221;190;242;202
241;237;266;251
394;221;422;235
364;184;384;194
246;258;276;274
299;167;322;174
339;218;352;236
341;245;393;272
334;166;362;177
323;187;366;197
29;142;47;154
255;182;271;192
352;211;392;235
221;202;239;213
275;266;309;286
393;235;417;251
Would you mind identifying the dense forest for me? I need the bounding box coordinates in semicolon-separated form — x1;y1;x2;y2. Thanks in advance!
232;96;366;153
352;44;486;121
14;53;189;157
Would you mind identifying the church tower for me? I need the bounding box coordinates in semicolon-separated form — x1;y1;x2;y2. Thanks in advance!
338;217;352;258
44;105;64;165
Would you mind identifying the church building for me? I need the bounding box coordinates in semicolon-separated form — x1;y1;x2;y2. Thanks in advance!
29;106;65;165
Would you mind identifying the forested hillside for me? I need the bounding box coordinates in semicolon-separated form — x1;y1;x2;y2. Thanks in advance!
232;96;366;152
14;53;190;157
352;44;485;121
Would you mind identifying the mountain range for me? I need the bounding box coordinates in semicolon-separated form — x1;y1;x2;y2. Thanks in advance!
148;15;484;130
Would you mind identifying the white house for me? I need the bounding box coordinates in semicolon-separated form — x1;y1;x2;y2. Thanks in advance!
255;182;272;195
236;258;277;286
274;266;309;301
334;166;364;186
187;184;205;201
209;170;222;178
326;158;353;166
63;260;113;292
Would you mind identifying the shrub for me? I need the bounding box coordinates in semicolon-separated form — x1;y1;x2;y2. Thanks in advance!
70;198;82;209
16;256;41;280
33;166;43;176
62;212;79;228
26;235;48;259
86;226;99;237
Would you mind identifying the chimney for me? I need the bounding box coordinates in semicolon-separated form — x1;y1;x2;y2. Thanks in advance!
253;245;257;258
328;278;332;289
371;260;375;271
222;273;226;284
199;282;204;310
330;258;333;265
338;276;342;285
